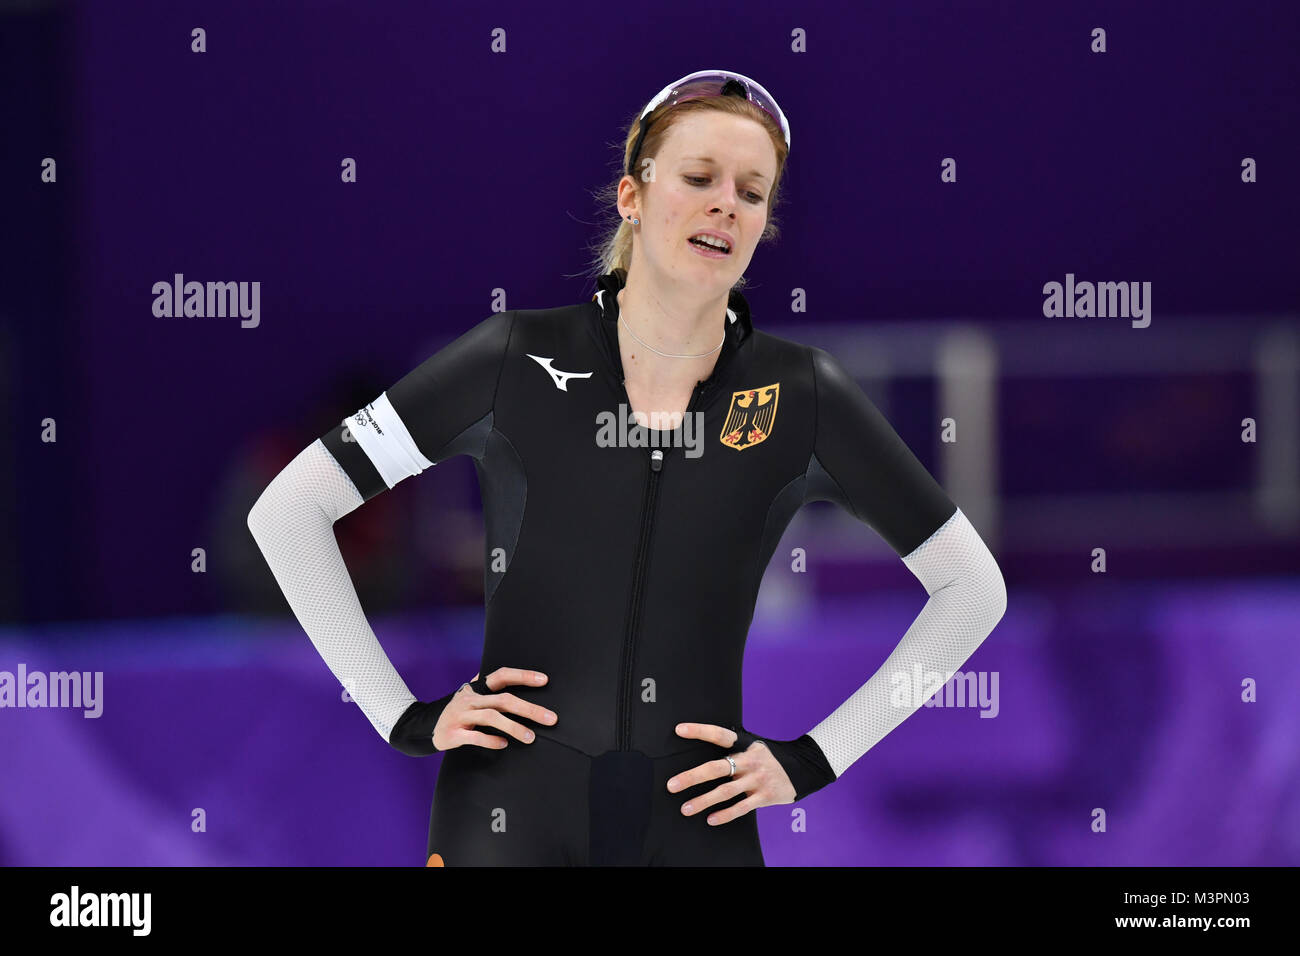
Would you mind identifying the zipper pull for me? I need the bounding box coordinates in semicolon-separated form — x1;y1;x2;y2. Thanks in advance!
649;449;663;472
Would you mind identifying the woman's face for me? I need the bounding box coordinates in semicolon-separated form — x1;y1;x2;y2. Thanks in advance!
623;110;778;295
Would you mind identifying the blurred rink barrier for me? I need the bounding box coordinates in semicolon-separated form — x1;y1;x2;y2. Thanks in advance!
760;311;1300;614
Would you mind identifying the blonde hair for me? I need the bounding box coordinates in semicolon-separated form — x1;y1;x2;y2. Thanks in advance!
580;95;789;291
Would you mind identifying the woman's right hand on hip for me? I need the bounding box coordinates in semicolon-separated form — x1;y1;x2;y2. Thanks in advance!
433;667;556;750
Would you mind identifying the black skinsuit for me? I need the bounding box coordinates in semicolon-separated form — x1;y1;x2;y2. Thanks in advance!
318;269;957;865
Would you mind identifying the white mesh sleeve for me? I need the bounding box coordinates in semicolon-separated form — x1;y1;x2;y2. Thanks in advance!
807;507;1007;778
246;438;418;743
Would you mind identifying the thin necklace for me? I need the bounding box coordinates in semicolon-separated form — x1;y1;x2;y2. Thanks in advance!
619;313;725;359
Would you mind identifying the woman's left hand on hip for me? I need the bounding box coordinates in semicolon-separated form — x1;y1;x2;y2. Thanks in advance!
667;722;795;825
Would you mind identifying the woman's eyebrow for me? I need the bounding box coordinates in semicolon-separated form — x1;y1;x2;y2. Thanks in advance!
679;156;769;180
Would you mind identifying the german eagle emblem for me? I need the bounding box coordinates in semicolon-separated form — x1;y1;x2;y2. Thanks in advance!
720;383;779;450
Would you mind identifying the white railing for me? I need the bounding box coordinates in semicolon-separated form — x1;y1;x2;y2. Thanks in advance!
765;315;1300;555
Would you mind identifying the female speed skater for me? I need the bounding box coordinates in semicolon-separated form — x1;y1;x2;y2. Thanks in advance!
247;68;1008;866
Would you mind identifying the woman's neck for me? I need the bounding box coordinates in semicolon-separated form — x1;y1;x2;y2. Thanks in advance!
614;284;727;393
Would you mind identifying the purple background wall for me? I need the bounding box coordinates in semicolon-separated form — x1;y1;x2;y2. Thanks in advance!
2;0;1297;865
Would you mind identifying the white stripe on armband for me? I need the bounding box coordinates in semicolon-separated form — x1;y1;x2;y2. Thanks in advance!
344;392;433;488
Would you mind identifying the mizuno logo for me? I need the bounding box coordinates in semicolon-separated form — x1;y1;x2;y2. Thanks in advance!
526;354;593;391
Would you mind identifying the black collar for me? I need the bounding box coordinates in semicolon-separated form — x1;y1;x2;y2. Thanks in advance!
591;269;754;340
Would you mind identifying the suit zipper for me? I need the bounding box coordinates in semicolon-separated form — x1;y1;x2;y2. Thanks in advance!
617;446;663;750
615;384;706;751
